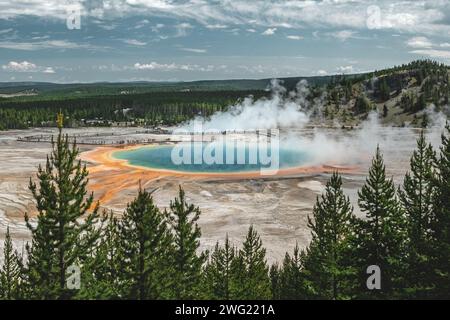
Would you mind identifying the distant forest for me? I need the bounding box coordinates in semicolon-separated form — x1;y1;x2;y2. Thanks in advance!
0;59;449;130
0;90;267;129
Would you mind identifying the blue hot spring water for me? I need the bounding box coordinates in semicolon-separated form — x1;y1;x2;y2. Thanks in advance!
113;142;311;173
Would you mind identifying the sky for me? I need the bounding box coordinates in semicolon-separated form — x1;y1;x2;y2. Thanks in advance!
0;0;449;83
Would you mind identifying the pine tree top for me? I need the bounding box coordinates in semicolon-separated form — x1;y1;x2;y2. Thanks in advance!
57;111;64;129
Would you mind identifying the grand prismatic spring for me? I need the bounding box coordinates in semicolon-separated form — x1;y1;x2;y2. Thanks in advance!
112;142;312;174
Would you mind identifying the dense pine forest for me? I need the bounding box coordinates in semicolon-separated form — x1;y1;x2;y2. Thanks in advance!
1;60;449;130
0;90;267;129
0;119;449;300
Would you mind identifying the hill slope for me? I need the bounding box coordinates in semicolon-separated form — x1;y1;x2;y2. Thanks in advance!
318;60;449;127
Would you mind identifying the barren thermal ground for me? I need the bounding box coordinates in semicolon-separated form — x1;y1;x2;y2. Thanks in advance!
0;125;429;263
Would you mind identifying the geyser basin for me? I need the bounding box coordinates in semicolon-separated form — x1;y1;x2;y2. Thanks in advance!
113;142;311;174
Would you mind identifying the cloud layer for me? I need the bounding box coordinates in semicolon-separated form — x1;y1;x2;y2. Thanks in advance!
2;61;55;73
2;1;449;36
0;0;449;82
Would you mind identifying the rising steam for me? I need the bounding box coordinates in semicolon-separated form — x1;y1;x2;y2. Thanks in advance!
179;80;448;169
183;79;312;131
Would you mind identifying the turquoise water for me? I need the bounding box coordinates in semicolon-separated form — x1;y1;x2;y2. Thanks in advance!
113;142;311;173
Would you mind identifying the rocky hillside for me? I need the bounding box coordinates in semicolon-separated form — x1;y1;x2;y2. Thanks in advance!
317;60;450;127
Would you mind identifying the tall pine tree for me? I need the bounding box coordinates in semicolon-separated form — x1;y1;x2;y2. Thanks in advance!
356;146;406;298
118;185;173;299
203;235;235;299
24;113;100;299
168;186;206;299
275;244;307;299
0;227;23;299
230;226;271;299
431;123;450;298
302;172;356;300
78;211;124;299
269;263;281;300
399;131;436;298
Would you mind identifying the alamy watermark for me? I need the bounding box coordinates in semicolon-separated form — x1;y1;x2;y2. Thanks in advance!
66;264;81;290
366;265;381;290
366;5;415;30
66;2;82;30
171;121;280;175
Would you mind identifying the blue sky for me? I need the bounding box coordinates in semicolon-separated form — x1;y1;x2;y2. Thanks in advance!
0;0;449;83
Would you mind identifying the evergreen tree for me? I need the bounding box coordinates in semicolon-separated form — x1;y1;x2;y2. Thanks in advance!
431;124;450;298
354;95;371;114
118;186;174;299
78;212;124;299
399;131;436;298
228;251;247;299
269;264;281;300
230;226;271;299
302;172;356;299
168;186;206;299
356;146;406;298
379;78;390;101
277;244;307;299
203;235;235;299
0;227;23;299
24;113;100;299
416;94;427;111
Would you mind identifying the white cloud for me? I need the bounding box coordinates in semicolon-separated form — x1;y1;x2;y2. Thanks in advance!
286;35;303;40
180;47;207;53
43;67;56;74
410;49;450;59
133;62;216;72
406;36;433;48
2;61;37;72
0;0;69;19
206;24;228;29
440;43;450;48
123;39;147;46
175;23;193;37
336;65;354;74
31;35;50;40
316;70;328;76
0;40;103;51
262;28;277;36
2;61;56;73
329;30;357;41
125;0;172;10
134;62;180;71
